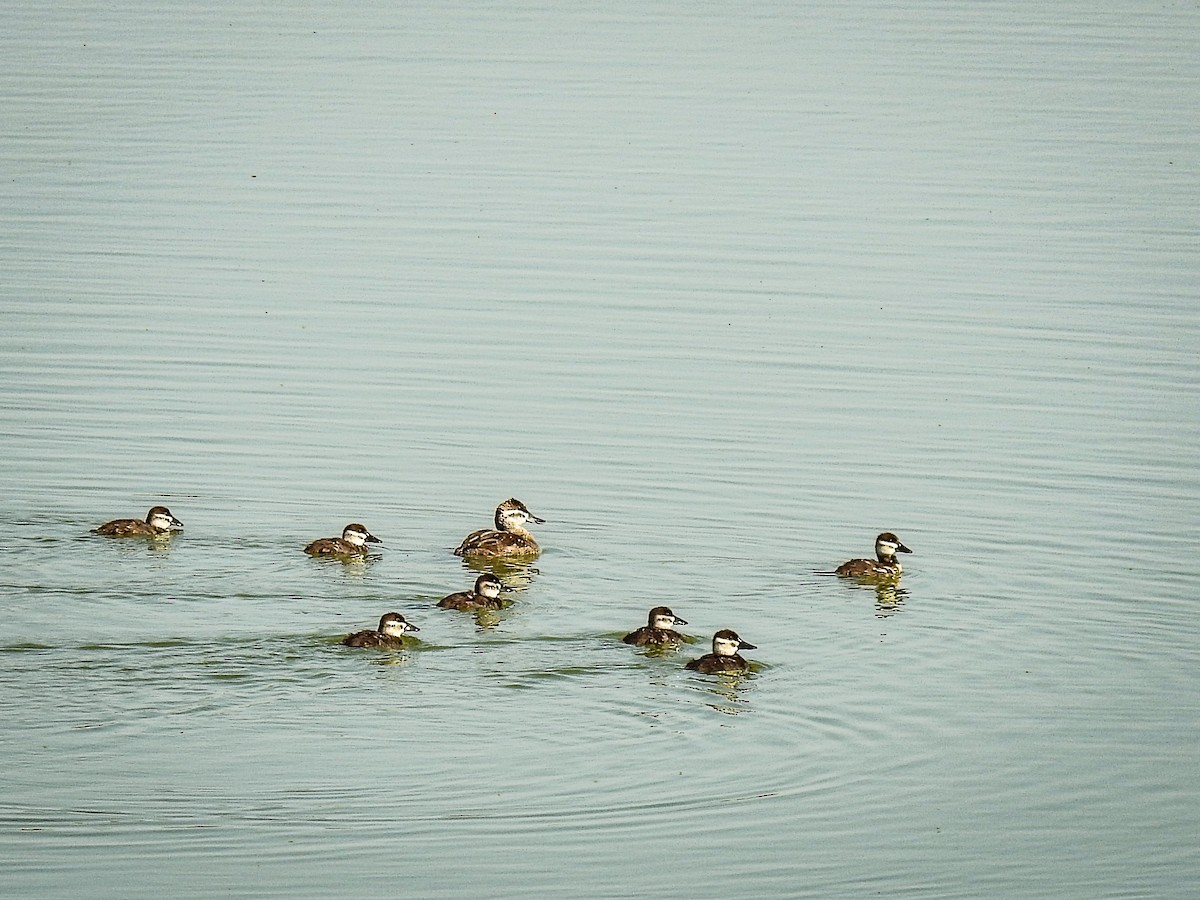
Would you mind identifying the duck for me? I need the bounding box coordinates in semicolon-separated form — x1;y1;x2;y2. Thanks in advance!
685;629;756;674
305;523;381;558
94;506;183;537
342;613;419;649
835;532;912;577
453;498;544;558
437;573;510;611
622;606;689;647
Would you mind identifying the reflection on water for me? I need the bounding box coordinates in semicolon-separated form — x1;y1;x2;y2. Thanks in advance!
436;602;510;630
460;555;541;587
91;532;179;557
824;568;911;616
304;552;383;574
364;652;420;669
691;670;757;715
872;582;909;617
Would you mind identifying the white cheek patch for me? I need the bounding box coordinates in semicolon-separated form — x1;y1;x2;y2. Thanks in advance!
878;541;898;556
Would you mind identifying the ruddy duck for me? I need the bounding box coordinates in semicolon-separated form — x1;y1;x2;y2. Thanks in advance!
94;506;183;537
835;532;912;577
622;606;689;646
342;613;419;649
438;573;510;611
305;523;381;557
685;629;756;674
453;498;544;558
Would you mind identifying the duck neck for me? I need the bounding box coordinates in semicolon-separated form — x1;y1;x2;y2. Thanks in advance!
875;551;901;571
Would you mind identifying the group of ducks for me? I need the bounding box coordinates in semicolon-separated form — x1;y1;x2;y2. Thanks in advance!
94;499;913;677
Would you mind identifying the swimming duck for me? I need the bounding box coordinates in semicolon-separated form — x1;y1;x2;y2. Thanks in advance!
622;606;689;646
437;573;510;611
305;523;381;557
835;532;912;577
453;498;544;558
94;506;183;537
342;613;419;649
685;629;756;674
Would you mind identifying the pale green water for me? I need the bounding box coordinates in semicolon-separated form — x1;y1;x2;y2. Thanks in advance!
2;1;1198;897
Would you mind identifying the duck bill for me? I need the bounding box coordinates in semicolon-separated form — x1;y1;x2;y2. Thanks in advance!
403;623;420;634
674;617;688;626
739;641;757;651
897;543;912;553
528;513;546;524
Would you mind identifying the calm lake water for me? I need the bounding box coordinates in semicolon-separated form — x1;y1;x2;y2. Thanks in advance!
3;1;1198;897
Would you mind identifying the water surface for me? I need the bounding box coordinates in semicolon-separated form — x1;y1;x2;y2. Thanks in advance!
2;1;1198;897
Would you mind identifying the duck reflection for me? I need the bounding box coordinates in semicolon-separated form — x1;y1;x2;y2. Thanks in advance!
701;674;756;713
873;582;910;617
373;653;419;668
470;608;505;630
321;552;381;576
145;534;177;557
460;555;539;591
99;532;178;559
834;572;911;617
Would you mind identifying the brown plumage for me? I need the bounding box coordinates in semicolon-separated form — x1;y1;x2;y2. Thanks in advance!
622;606;689;646
437;574;509;611
342;613;418;649
94;506;183;536
685;629;756;674
453;499;544;558
305;523;381;557
835;532;912;578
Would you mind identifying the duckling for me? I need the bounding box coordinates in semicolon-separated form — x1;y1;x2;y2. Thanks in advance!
437;573;510;611
305;523;381;558
94;506;183;537
342;613;419;649
835;532;911;577
622;606;689;647
685;629;756;675
453;498;544;558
